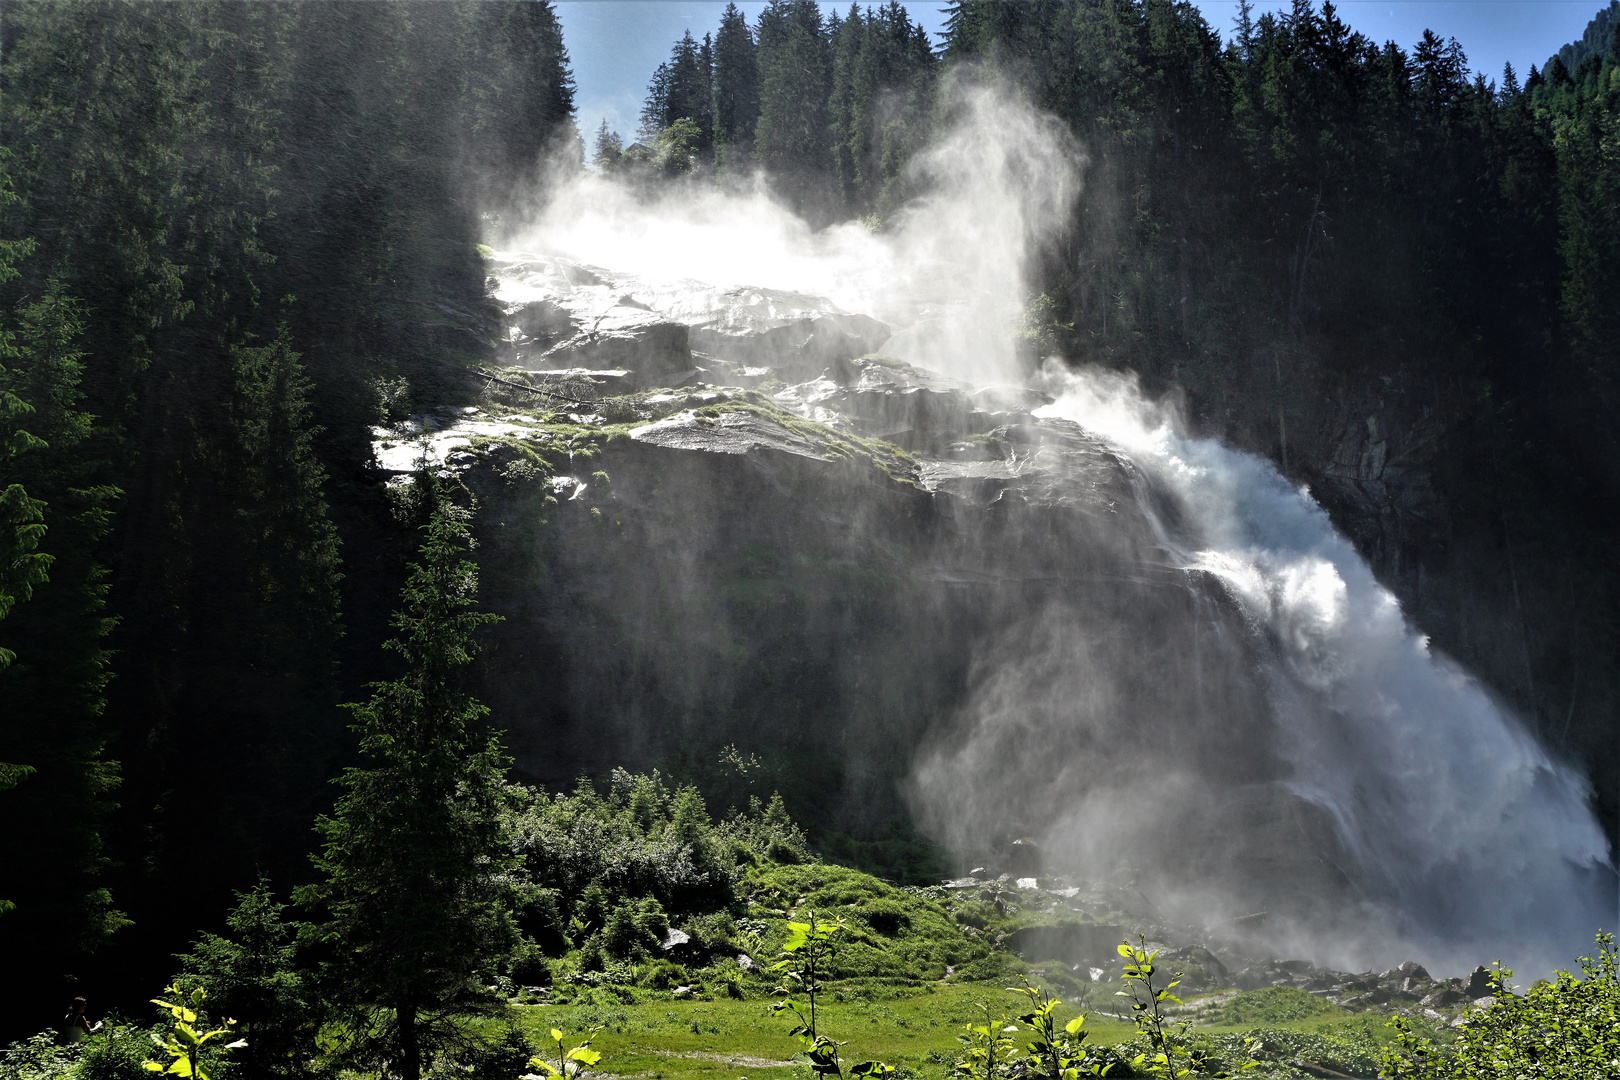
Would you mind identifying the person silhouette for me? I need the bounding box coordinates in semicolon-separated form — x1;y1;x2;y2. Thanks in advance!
59;997;102;1044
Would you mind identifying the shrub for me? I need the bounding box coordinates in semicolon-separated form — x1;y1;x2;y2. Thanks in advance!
75;1025;151;1080
637;959;688;990
602;903;653;961
1382;933;1620;1079
0;1032;80;1080
431;1026;535;1080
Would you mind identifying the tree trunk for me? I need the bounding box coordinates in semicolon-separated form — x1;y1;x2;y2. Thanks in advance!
398;1000;420;1080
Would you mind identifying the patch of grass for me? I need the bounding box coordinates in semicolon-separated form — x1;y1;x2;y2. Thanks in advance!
1210;986;1343;1026
514;988;1403;1080
689;392;918;486
738;863;1015;984
516;983;1136;1080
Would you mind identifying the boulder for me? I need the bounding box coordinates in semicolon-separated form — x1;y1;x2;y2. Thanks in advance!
1465;965;1494;999
536;309;692;382
510;299;579;347
1161;945;1230;991
1005;838;1043;875
690;311;890;379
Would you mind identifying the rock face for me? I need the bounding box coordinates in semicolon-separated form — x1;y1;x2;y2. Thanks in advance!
369;253;1396;936
487;252;890;388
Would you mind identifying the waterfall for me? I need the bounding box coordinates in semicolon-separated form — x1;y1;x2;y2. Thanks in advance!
503;73;1615;977
1036;366;1614;972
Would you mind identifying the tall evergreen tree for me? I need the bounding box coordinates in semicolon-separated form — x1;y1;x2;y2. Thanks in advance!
713;2;761;167
754;0;835;211
0;275;126;1001
641;31;714;152
298;487;517;1080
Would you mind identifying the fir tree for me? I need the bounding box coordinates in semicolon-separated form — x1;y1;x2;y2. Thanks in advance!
593;120;625;170
176;881;313;1080
298;486;517;1080
753;0;834;210
713;2;760;166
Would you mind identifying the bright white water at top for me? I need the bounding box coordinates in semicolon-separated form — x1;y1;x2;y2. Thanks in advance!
1035;367;1614;972
512;72;1615;973
513;78;1077;384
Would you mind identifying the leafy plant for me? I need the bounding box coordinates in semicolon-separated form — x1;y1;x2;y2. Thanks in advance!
1011;979;1110;1079
522;1027;601;1080
143;985;244;1080
771;911;844;1075
1116;936;1254;1079
953;1002;1020;1080
1381;932;1620;1079
768;911;892;1079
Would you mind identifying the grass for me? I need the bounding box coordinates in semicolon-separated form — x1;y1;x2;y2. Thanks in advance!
513;982;1137;1080
509;982;1410;1080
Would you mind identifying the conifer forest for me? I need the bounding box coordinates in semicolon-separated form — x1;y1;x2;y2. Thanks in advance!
1;3;1618;1079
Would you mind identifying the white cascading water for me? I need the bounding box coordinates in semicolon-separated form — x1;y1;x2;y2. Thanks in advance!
1032;367;1615;972
513;72;1615;974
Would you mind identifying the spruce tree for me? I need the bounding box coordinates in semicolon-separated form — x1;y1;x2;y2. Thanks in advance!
712;2;760;167
753;0;834;210
298;487;517;1080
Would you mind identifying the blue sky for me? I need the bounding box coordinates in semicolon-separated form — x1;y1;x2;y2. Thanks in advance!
556;1;1608;144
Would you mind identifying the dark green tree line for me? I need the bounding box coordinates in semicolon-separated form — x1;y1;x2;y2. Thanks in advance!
0;0;575;1030
632;0;937;216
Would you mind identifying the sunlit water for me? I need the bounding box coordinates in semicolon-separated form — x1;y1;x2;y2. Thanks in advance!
1036;367;1614;973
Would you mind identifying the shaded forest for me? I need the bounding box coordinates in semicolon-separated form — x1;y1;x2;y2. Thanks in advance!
2;0;1617;1059
0;0;573;1030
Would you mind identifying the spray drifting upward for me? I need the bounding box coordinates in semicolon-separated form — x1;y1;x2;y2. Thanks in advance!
507;75;1613;973
512;75;1080;384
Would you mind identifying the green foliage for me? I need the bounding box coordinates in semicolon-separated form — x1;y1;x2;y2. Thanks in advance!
953;1002;1020;1080
504;770;816;938
653;118;706;175
524;1027;602;1080
0;258;126;974
173;880;313;1080
1116;936;1254;1079
1010;980;1108;1080
769;911;893;1079
0;0;576;1023
1210;987;1339;1027
143;985;245;1080
740;864;1009;984
298;487;517;1080
75;1025;152;1080
0;1031;81;1080
1381;932;1620;1079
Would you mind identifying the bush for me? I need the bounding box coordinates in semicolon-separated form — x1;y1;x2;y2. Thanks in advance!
74;1025;151;1080
602;903;656;961
683;911;738;951
430;1027;535;1080
0;1032;80;1080
637;959;688;990
1382;933;1620;1079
